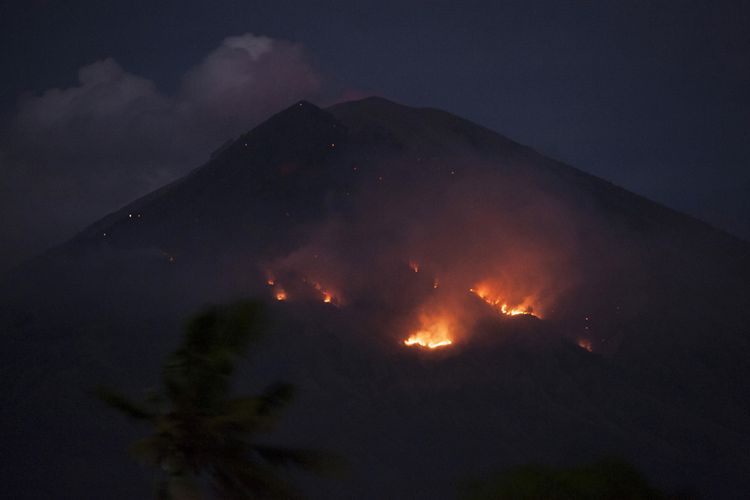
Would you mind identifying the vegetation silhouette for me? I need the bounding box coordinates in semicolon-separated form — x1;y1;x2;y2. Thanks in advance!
96;300;338;499
459;458;698;500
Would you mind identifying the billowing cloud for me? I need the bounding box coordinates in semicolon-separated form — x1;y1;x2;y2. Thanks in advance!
179;34;321;137
0;34;324;271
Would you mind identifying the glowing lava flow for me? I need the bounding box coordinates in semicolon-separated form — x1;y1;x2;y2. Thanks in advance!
469;285;539;317
403;315;454;349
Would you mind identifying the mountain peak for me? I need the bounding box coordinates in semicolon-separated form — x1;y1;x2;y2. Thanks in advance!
328;95;524;157
3;97;750;500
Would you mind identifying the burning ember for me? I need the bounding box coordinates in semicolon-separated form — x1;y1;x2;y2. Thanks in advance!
265;269;339;306
313;281;338;305
403;314;454;349
469;285;539;318
577;339;593;352
409;260;420;273
265;271;276;286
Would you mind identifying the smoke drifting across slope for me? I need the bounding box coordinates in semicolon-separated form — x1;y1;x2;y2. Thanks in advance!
260;155;588;347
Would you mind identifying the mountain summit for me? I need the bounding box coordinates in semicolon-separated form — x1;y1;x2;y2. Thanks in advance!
2;97;750;499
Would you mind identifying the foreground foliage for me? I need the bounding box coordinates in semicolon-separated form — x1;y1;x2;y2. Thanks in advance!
96;301;335;499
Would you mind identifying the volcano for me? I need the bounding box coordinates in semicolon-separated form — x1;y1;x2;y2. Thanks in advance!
2;97;750;499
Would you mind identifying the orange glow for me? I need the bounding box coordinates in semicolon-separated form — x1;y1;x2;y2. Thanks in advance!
409;260;419;273
578;339;593;352
313;281;337;305
469;284;539;318
403;314;454;349
501;303;531;316
265;271;276;286
274;287;287;301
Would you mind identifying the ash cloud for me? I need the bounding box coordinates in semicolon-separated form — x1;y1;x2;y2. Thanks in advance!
0;34;324;272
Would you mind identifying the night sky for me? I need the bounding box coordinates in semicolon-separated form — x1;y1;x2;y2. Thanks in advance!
1;0;749;271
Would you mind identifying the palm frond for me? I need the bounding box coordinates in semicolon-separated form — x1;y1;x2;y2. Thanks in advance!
253;445;346;477
258;382;295;415
164;301;266;409
213;459;302;500
93;386;154;420
128;435;168;466
99;301;339;498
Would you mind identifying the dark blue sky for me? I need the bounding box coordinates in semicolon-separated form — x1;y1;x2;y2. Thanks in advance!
1;0;749;266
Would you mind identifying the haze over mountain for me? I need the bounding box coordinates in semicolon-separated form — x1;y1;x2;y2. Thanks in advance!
2;97;749;499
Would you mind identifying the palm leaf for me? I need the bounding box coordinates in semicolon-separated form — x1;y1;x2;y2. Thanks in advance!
94;386;154;420
96;301;341;498
128;435;168;466
253;445;345;477
213;459;302;500
258;382;295;415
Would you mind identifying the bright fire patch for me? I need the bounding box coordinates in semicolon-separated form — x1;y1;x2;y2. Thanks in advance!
404;315;454;349
469;285;539;318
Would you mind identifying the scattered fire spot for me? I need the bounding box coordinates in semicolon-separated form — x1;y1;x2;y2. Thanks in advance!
433;278;439;289
313;281;337;305
265;271;276;286
578;339;593;352
274;287;287;301
409;260;420;273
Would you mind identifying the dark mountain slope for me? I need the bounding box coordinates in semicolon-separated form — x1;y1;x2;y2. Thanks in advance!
1;97;749;499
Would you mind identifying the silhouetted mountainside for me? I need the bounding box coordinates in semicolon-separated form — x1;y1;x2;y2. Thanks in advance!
2;97;749;499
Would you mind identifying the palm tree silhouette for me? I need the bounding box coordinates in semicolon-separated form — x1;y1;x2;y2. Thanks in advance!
96;301;335;499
